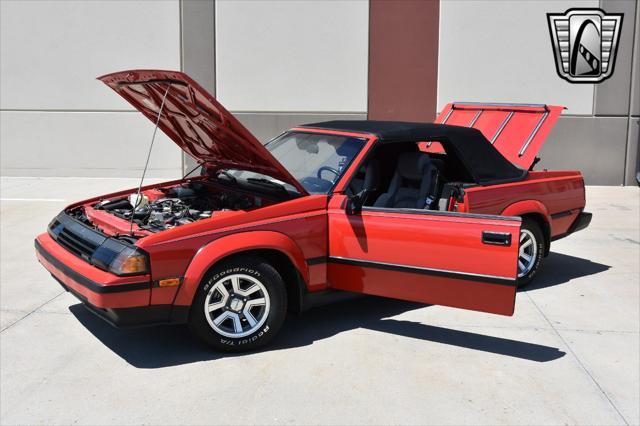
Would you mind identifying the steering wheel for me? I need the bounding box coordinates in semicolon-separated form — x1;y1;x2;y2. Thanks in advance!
300;176;332;193
317;166;340;182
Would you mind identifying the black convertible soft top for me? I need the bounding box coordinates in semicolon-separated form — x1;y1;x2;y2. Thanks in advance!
300;121;527;185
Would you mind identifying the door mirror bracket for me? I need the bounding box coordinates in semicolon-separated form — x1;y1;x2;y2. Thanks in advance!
346;189;370;215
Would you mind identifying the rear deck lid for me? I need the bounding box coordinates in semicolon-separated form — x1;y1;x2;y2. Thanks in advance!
435;102;564;169
99;70;307;194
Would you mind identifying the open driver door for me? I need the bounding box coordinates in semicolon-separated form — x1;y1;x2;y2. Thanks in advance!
327;195;521;315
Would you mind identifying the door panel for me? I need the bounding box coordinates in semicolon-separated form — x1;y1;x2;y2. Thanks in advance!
327;195;521;315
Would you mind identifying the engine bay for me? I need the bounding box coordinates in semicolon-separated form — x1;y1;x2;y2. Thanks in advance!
69;180;271;236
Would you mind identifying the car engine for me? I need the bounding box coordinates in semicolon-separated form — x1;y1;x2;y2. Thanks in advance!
91;182;258;232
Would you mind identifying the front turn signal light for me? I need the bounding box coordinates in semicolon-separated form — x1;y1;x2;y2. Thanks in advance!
109;247;149;276
158;278;181;287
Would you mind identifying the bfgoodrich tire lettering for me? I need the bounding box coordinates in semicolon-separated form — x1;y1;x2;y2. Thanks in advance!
189;256;287;352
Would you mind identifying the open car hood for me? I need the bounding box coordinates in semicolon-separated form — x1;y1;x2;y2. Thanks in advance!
435;103;564;170
99;70;307;194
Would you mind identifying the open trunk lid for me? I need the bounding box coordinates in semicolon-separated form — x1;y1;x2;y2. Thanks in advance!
99;69;307;194
435;102;564;170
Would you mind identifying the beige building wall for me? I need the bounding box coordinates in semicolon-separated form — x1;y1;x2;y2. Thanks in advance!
1;0;637;184
0;0;183;177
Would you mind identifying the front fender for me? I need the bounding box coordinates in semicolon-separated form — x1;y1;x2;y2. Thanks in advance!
173;231;309;307
501;200;551;224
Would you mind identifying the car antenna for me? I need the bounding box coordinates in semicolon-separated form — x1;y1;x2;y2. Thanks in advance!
129;83;172;235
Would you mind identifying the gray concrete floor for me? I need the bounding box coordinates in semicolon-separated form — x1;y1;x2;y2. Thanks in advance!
0;177;638;426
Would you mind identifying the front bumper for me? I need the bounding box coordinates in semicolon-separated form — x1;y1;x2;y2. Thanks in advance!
35;233;186;327
49;272;179;327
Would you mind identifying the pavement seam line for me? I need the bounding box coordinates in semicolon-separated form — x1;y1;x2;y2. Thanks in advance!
27;310;73;316
0;291;66;333
524;290;630;425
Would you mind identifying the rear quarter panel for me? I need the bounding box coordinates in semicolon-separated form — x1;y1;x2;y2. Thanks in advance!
464;171;585;237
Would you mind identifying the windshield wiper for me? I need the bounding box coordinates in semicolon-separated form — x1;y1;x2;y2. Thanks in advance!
246;177;288;193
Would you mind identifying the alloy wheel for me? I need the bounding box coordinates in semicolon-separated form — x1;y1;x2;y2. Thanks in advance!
518;229;538;278
204;273;270;338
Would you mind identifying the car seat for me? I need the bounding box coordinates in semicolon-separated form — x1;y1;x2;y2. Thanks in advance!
373;152;437;209
349;157;381;204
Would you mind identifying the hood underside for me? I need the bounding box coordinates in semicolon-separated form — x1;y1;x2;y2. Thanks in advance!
99;70;306;194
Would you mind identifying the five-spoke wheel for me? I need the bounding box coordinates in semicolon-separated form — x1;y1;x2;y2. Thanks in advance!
189;256;287;352
517;229;537;278
516;218;545;287
204;274;270;338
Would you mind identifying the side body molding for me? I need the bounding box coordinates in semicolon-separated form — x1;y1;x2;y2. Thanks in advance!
173;231;309;306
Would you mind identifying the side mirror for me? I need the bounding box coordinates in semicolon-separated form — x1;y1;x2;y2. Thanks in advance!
346;189;370;215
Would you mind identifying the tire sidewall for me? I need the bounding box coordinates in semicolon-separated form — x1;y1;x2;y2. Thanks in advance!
517;219;545;288
189;257;287;351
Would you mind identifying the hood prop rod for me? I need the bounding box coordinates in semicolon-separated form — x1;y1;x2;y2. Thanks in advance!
130;84;172;235
182;160;205;179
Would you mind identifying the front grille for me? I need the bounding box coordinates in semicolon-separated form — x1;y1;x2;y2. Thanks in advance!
48;212;139;275
56;227;100;259
48;212;108;263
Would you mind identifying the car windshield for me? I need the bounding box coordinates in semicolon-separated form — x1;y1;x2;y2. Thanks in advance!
227;132;367;194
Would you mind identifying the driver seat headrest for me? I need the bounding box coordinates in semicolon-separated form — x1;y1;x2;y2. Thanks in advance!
397;152;432;181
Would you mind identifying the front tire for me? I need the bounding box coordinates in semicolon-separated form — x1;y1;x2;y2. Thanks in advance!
189;256;287;352
517;219;545;288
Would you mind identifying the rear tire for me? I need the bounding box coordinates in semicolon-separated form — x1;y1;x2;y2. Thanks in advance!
517;219;545;288
189;256;287;352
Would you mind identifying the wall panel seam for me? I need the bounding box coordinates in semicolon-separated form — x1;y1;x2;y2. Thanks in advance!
229;111;368;115
0;109;137;113
214;0;219;99
623;0;639;184
179;0;184;72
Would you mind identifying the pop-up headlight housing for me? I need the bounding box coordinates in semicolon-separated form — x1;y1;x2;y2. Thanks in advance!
49;212;149;276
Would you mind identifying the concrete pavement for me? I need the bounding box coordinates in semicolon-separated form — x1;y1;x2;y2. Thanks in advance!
1;178;638;425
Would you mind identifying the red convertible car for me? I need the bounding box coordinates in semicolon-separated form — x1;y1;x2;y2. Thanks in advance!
35;70;591;351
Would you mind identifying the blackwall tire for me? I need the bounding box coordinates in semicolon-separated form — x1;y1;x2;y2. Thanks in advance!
517;219;545;288
189;256;287;352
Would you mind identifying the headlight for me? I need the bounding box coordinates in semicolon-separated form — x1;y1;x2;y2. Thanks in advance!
108;247;149;275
